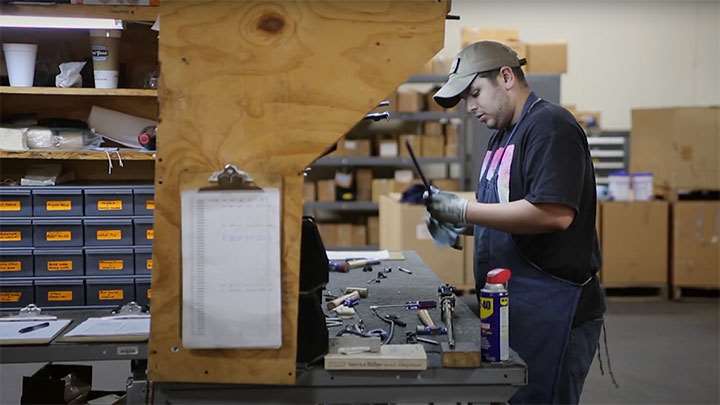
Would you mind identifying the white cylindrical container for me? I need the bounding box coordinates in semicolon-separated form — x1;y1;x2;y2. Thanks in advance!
89;29;121;89
608;171;632;201
2;43;38;87
632;172;654;201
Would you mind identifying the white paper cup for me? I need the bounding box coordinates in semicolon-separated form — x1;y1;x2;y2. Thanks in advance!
3;43;38;87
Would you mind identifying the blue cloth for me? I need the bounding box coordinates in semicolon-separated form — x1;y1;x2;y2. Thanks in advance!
555;318;603;404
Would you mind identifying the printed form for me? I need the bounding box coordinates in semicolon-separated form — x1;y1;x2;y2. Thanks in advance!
181;189;282;349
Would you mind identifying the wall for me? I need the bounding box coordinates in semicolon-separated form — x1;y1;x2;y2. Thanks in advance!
442;0;720;130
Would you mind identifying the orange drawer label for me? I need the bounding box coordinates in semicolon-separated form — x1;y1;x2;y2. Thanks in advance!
145;200;155;210
0;201;21;211
146;259;153;270
99;260;124;270
99;289;124;300
0;231;21;242
46;200;72;211
48;291;72;301
46;231;72;241
146;229;154;240
147;288;152;299
0;292;21;302
97;200;123;210
97;230;122;240
0;261;22;272
48;260;73;271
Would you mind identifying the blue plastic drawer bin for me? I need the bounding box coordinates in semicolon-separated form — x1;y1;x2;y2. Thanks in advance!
35;279;84;308
84;188;134;216
133;186;155;216
133;218;153;246
0;219;32;248
85;248;134;277
0;249;33;278
84;219;133;246
32;188;83;217
134;278;151;307
34;249;84;278
86;278;134;307
33;219;83;248
0;280;34;309
134;247;152;276
0;188;32;217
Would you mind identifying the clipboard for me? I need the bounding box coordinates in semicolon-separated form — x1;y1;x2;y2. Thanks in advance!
58;302;149;343
180;164;283;349
0;304;71;346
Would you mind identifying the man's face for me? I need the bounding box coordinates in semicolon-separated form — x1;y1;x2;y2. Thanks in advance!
463;72;511;130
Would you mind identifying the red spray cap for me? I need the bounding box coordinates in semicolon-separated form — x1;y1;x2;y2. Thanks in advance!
487;268;511;284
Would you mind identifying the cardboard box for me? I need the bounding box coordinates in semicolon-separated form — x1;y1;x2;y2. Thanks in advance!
445;123;460;157
672;202;720;288
378;139;399;157
372;179;395;203
432;179;461;191
317;180;336;202
318;223;338;247
431;57;452;75
352;224;367;246
379;193;475;284
426;89;444;112
600;201;669;286
303;182;316;202
336;139;371;157
356;169;373;201
336;223;354;247
461;27;519;47
397;90;424;112
525;42;567;74
421;135;445;157
423;122;444;136
367;216;379;246
399;135;421;157
630;107;719;191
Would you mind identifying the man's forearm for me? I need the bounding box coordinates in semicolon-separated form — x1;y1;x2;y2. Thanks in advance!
465;199;575;234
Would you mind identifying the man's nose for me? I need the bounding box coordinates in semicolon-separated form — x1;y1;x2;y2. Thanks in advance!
466;100;477;114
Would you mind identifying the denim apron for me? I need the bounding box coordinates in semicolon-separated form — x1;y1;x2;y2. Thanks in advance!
474;93;588;403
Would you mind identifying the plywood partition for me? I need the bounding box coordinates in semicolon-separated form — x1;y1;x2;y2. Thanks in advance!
151;0;449;384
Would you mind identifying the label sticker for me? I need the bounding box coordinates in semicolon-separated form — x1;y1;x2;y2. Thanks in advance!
46;200;72;211
147;288;152;299
117;346;139;356
48;291;72;301
0;292;21;302
98;200;123;211
0;261;22;272
99;289;124;300
145;200;155;210
91;46;109;61
0;231;21;242
48;260;73;271
99;260;124;270
146;259;153;270
97;230;122;240
46;231;72;241
480;297;494;319
0;201;21;211
146;229;154;240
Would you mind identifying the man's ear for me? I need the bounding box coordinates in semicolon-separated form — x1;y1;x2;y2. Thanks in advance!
500;66;514;90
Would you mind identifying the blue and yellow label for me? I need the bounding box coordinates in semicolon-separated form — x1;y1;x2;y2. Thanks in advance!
480;297;494;318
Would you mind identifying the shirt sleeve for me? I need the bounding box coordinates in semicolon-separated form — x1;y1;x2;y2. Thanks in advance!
522;124;586;212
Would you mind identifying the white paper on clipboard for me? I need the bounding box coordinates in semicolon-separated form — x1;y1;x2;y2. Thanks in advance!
181;188;282;349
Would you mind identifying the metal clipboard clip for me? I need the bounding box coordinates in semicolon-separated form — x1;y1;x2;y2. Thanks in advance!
0;304;57;321
102;301;150;320
200;164;262;192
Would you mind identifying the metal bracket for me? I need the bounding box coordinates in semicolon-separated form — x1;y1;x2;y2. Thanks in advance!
203;164;261;191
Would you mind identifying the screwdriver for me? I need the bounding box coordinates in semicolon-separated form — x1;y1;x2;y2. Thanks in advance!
369;300;437;310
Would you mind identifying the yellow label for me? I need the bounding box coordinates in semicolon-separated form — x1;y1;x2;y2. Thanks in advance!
0;231;21;242
97;230;122;240
99;260;124;270
0;292;21;302
0;201;21;211
46;200;72;211
480;297;494;319
146;259;153;270
48;291;72;302
99;289;124;300
145;200;155;210
500;297;509;306
147;288;152;299
48;260;73;271
98;200;123;211
146;229;154;240
0;261;22;272
46;231;71;241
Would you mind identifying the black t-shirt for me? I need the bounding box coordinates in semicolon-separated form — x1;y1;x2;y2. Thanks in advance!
480;93;606;325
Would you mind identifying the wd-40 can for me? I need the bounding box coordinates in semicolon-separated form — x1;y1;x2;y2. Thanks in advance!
480;268;511;362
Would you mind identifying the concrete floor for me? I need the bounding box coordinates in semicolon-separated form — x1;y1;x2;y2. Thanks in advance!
1;299;718;404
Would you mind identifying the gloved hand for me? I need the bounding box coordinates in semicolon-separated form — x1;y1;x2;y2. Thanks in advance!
423;190;469;225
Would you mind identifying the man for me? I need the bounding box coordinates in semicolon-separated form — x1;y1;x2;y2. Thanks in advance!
427;41;606;404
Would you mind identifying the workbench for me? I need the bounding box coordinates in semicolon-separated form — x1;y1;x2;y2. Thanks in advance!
0;252;526;404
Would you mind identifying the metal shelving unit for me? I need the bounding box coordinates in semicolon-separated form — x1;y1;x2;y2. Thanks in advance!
587;131;629;184
304;201;378;212
311;156;461;167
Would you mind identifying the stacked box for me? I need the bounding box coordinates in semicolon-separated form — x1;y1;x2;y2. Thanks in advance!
84;188;134;216
134;218;154;246
0;219;32;248
35;279;84;307
86;248;134;277
135;278;151;306
86;278;134;307
33;219;83;248
0;280;34;309
0;188;32;217
133;186;155;216
0;249;33;278
32;188;83;217
84;219;133;246
34;249;84;278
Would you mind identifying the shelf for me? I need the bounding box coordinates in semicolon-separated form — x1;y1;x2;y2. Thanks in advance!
0;149;155;161
390;111;462;121
590;150;625;158
304;201;379;212
312;156;461;167
0;87;157;97
326;245;380;251
587;137;626;146
0;4;159;21
594;161;625;170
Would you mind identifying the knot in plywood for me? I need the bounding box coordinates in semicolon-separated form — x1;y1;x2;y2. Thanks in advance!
242;3;294;47
258;13;285;33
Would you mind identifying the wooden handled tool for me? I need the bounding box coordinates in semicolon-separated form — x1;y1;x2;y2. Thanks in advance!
326;291;360;310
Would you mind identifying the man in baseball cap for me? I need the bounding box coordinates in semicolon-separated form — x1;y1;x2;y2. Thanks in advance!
425;41;607;405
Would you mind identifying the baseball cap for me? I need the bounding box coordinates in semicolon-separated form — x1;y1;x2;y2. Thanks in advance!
433;41;527;108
